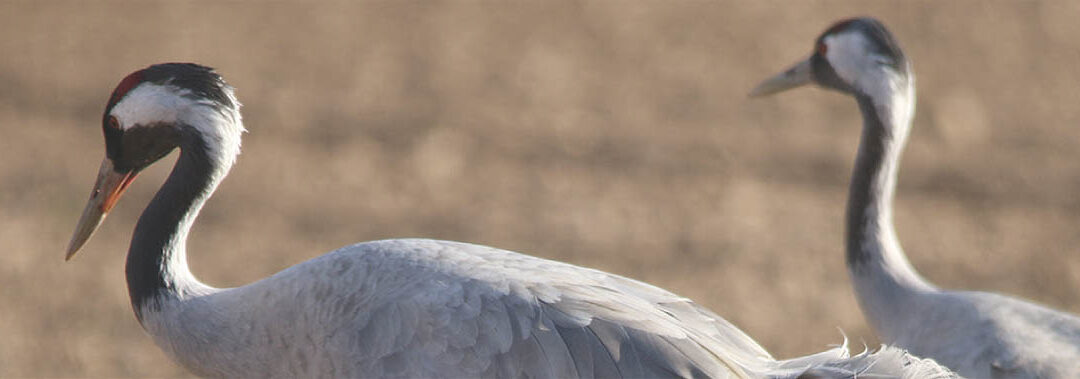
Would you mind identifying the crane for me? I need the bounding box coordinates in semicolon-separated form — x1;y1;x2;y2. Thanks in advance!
751;17;1080;378
66;62;954;378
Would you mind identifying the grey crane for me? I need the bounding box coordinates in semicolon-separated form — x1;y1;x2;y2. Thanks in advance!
752;17;1080;378
65;62;954;378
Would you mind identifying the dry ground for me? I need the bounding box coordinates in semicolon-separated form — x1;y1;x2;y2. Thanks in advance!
3;1;1080;377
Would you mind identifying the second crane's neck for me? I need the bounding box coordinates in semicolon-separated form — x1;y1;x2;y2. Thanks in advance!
846;78;935;316
125;110;241;320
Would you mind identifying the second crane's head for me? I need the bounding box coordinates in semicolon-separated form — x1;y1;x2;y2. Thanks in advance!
750;17;911;100
66;63;243;260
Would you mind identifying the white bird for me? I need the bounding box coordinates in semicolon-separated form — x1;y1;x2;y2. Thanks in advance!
66;62;955;378
752;17;1080;378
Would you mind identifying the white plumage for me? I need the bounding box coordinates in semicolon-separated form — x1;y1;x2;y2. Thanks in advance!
753;17;1080;378
66;62;956;378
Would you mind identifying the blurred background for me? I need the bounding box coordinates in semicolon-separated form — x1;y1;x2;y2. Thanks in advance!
3;1;1080;376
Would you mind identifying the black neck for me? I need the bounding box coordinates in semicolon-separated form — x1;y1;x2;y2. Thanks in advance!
125;128;215;318
845;94;897;266
844;91;932;294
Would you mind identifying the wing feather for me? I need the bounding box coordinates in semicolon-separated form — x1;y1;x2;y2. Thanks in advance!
174;239;955;378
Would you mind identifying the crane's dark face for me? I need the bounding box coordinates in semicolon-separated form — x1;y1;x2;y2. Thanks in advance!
751;17;910;99
67;63;235;260
103;115;180;173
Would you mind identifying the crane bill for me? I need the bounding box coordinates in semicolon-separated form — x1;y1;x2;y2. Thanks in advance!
749;57;813;97
66;159;138;261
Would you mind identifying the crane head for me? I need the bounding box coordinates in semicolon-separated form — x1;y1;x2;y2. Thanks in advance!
750;17;910;99
66;63;239;260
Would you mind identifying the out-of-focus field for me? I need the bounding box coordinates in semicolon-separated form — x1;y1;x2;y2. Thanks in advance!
3;1;1080;376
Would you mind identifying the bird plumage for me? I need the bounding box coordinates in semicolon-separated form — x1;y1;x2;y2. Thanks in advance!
66;62;956;378
137;238;956;378
140;238;763;377
753;17;1080;378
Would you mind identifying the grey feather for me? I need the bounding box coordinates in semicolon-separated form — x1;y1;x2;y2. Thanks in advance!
135;239;954;378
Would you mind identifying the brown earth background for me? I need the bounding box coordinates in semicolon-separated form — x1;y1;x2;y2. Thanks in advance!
3;1;1080;377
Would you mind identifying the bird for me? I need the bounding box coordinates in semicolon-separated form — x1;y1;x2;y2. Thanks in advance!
65;62;956;378
751;17;1080;378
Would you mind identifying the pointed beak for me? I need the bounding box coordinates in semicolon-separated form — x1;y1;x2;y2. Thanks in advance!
749;57;814;97
66;159;138;260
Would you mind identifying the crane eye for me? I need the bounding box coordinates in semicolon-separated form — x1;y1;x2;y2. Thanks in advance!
107;116;120;130
817;42;828;54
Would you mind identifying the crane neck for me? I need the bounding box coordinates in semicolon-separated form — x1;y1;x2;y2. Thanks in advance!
845;79;935;334
125;120;238;320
